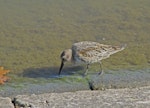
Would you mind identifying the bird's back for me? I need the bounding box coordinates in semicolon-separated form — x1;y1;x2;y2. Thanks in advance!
72;41;125;64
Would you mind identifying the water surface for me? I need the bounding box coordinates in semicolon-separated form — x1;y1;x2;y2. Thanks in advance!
0;0;150;96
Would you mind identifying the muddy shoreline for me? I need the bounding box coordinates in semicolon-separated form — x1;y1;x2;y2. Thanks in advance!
0;68;150;97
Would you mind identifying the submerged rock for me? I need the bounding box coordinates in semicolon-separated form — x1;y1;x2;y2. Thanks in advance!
88;69;150;90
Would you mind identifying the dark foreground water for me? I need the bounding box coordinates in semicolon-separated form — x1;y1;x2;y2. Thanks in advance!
0;0;150;97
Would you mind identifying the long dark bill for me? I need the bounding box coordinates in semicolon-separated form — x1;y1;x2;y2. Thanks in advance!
58;61;64;75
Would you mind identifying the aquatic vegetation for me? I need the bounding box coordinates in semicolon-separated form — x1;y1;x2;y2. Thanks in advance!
0;66;10;85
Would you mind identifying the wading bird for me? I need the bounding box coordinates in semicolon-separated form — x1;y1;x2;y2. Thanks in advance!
59;41;126;76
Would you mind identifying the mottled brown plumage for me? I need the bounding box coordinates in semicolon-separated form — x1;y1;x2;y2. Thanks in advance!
59;41;126;75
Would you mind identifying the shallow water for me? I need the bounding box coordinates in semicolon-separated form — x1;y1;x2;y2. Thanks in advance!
0;68;150;97
0;0;150;96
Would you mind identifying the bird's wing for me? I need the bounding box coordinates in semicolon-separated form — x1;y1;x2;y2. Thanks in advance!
72;41;108;63
72;41;125;63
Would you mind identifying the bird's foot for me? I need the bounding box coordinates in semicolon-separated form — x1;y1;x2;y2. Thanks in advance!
98;70;103;75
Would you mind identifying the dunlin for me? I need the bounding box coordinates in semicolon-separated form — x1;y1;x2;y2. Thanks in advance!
59;41;126;75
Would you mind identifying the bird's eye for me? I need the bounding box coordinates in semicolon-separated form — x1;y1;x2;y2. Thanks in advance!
62;57;66;61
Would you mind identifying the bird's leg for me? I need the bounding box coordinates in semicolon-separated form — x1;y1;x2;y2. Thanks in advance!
98;62;103;75
84;64;90;76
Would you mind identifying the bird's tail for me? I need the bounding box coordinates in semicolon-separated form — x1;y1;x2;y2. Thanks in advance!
120;44;127;51
108;44;127;55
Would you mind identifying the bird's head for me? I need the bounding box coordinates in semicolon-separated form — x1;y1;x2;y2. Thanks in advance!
59;49;72;75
